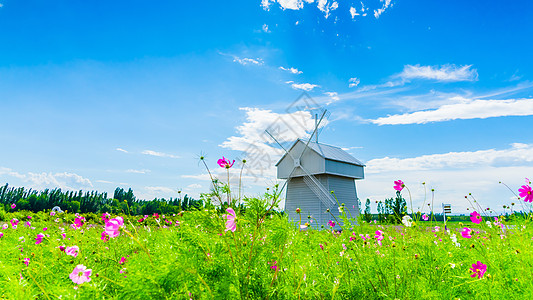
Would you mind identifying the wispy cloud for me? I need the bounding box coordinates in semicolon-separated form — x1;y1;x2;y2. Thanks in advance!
287;81;319;91
125;169;151;174
141;150;180;159
0;167;93;190
349;77;360;88
317;0;339;19
262;24;270;33
145;186;176;194
397;64;478;82
116;148;128;153
371;97;533;125
374;0;393;19
233;56;264;66
279;66;302;74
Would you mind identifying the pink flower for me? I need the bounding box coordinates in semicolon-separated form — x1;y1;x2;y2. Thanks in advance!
119;257;127;264
2;224;7;230
23;258;30;266
359;234;370;241
105;217;123;238
25;221;31;227
375;230;384;246
223;208;237;232
393;180;404;191
470;261;487;279
35;233;45;245
422;214;429;221
27;216;32;219
518;185;533;203
0;232;3;238
59;245;66;252
101;212;110;223
43;227;48;231
461;227;473;239
328;220;335;227
101;231;109;242
270;261;278;271
61;233;66;239
470;211;482;224
217;156;235;169
73;215;86;229
10;218;19;227
319;244;324;250
66;246;79;257
69;264;92;285
50;211;56;216
10;204;16;209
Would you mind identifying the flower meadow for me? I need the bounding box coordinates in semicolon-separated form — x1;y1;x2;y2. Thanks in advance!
1;176;533;299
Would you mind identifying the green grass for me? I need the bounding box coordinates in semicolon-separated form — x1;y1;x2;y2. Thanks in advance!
0;207;532;299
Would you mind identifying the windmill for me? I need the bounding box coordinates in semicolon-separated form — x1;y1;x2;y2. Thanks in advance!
267;110;365;229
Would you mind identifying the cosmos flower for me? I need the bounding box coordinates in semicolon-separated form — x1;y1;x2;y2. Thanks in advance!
402;215;413;227
461;227;473;239
23;258;30;266
470;261;487;279
470;211;482;224
66;246;79;257
217;157;235;169
375;230;384;246
10;204;16;209
422;214;429;221
35;233;45;245
328;220;335;227
69;264;92;285
223;208;237;232
393;180;405;191
518;185;533;203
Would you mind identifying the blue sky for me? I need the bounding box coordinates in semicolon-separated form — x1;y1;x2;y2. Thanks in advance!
1;0;533;214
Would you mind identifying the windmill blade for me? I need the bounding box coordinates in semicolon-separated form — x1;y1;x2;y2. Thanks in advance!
299;165;336;208
296;110;328;162
264;129;299;195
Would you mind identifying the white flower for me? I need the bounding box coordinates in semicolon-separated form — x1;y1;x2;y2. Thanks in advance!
401;215;413;227
449;263;456;269
486;221;492;228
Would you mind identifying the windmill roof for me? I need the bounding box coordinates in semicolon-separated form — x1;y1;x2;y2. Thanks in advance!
276;139;365;167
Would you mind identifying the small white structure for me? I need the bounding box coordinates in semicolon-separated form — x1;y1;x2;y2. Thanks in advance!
276;139;365;229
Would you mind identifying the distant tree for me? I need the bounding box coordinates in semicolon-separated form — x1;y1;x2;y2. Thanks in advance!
364;199;372;223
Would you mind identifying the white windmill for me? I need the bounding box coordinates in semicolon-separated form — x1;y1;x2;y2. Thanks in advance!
267;110;365;229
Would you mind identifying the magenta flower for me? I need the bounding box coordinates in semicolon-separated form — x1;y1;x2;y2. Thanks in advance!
69;264;92;285
43;227;48;231
66;246;79;257
328;220;335;227
61;233;66;239
223;208;237;232
25;221;31;227
23;258;30;266
2;224;7;230
10;218;19;227
101;231;109;242
59;245;66;252
470;261;487;279
119;257;127;264
35;233;45;245
27;216;32;219
50;211;56;216
153;213;159;219
470;211;482;224
375;230;384;246
518;185;533;203
422;214;429;221
270;261;278;271
73;215;86;229
461;227;473;239
217;156;235;169
393;180;405;191
104;217;123;238
0;232;3;238
101;212;110;222
10;203;16;209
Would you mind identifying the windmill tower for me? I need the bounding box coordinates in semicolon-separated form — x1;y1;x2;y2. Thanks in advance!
271;111;365;229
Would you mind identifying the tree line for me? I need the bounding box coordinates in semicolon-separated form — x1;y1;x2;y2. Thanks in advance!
0;183;204;215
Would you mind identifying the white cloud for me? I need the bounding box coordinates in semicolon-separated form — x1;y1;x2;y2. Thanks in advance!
116;148;128;153
324;92;340;103
233;56;264;66
398;64;478;82
145;186;176;194
349;77;360;88
350;7;359;18
358;143;533;214
125;169;151;174
187;183;202;189
317;0;338;19
141;150;180;159
279;66;303;74
366;143;533;174
288;82;319;91
372;97;533;125
0;167;93;191
374;0;393;18
95;180;114;184
262;24;270;33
